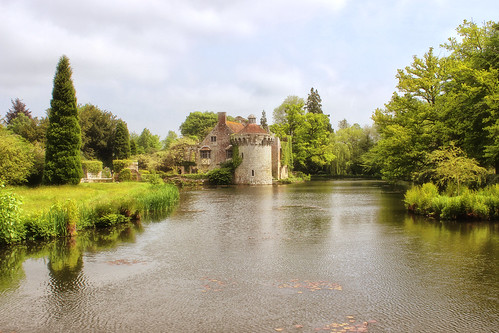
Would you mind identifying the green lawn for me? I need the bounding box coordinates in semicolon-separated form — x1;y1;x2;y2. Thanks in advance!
8;182;151;215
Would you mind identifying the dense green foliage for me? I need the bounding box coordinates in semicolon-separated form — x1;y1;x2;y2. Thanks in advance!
5;98;32;125
0;186;24;244
0;183;179;244
43;55;83;185
179;111;218;141
207;167;233;185
79;104;118;165
112;119;131;159
367;21;499;180
0;127;35;185
331;121;376;176
405;183;499;220
7;113;48;144
135;128;161;154
270;93;334;174
112;159;133;173
81;160;103;174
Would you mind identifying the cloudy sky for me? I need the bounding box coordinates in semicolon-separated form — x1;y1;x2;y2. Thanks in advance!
1;0;497;136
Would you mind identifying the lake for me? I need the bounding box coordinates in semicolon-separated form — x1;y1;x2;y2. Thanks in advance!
0;180;498;332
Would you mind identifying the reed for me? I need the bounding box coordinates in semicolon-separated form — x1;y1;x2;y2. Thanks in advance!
1;182;179;244
405;183;499;220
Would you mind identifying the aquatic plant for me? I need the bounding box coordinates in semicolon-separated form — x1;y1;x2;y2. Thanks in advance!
405;183;499;220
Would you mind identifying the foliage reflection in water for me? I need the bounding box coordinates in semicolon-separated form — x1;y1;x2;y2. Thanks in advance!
0;180;498;332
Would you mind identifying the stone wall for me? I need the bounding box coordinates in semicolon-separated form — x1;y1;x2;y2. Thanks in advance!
233;134;273;185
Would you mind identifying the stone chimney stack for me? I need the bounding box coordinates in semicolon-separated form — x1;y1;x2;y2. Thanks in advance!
218;112;227;125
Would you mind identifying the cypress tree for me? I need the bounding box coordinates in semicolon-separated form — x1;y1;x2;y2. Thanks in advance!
43;55;83;185
113;119;131;159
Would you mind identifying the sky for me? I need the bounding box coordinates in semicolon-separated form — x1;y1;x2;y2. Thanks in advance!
1;0;498;137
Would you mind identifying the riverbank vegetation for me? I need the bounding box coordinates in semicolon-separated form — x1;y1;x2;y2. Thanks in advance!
1;20;498;224
405;183;499;220
0;182;179;245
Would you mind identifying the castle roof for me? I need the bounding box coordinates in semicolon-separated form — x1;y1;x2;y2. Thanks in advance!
226;121;244;133
237;123;269;134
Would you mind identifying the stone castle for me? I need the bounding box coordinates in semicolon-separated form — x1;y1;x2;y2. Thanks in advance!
195;112;287;185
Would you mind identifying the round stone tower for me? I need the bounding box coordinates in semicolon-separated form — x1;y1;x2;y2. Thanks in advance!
231;114;274;185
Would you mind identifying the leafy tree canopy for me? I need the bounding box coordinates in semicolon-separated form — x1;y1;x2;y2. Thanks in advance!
79;103;118;164
179;111;218;141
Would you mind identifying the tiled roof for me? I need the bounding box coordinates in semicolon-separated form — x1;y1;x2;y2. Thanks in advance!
237;123;269;134
226;121;244;133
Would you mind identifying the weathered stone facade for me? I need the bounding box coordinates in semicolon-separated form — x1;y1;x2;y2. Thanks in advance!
232;115;274;185
196;112;243;173
196;112;281;185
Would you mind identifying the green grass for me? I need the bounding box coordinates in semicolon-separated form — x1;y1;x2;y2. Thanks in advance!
405;183;499;220
9;182;148;214
1;182;179;245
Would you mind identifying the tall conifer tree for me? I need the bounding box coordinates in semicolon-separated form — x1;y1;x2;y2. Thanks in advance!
43;55;83;185
112;119;131;159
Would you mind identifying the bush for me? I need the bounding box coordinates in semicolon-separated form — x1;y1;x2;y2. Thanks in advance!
405;182;499;220
95;213;130;228
113;159;132;174
81;160;103;174
207;168;233;185
118;169;132;182
0;187;24;244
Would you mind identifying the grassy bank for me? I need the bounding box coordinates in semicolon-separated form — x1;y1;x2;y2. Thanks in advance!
0;182;179;245
405;183;499;220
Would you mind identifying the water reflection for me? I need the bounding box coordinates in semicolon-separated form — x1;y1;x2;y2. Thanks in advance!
0;222;144;294
0;181;498;332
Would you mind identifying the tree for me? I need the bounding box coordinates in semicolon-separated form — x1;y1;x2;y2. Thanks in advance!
137;128;161;154
162;130;178;150
5;98;32;125
112;120;131;160
369;48;447;180
293;112;335;174
270;96;305;138
428;145;487;194
79;104;117;165
272;96;305;125
0;127;35;184
130;139;137;155
260;110;268;131
43;55;83;185
442;20;499;172
305;87;323;114
7;113;48;144
179;111;218;141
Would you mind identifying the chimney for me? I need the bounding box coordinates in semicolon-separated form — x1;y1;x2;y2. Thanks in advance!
218;112;227;125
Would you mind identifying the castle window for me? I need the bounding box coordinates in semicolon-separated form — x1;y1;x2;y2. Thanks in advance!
211;136;217;142
226;149;233;159
252;170;255;177
200;150;211;159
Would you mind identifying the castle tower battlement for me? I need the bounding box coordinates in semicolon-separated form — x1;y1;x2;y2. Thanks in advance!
231;114;274;185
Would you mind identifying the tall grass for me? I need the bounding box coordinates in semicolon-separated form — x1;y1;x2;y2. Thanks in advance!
405;183;499;220
135;184;180;220
1;182;179;245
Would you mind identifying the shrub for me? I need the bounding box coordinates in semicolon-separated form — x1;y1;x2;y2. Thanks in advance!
81;160;103;174
95;214;130;228
207;167;233;185
118;169;132;182
113;159;132;174
0;186;24;244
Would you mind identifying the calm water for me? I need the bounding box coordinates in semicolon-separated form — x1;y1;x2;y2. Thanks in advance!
0;180;498;332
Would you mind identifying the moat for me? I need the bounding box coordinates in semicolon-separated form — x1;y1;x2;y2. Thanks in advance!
1;180;498;332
